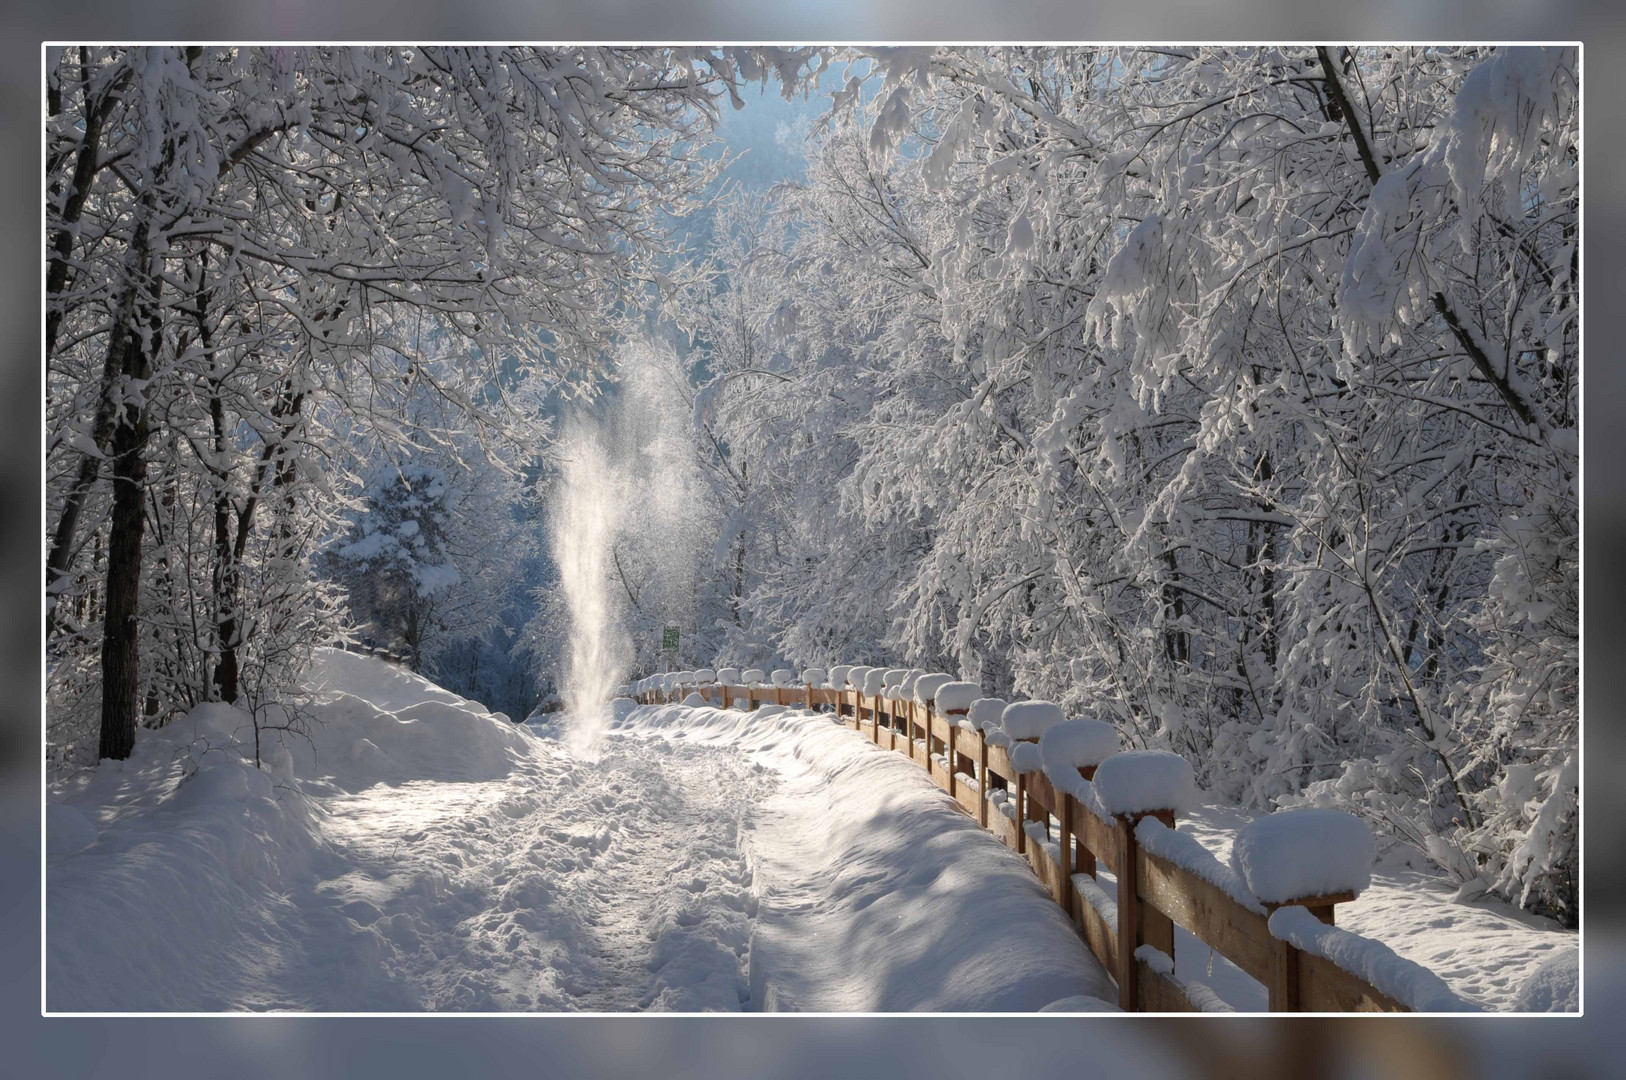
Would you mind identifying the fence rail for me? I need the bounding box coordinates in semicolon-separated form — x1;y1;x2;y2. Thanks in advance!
636;679;1437;1013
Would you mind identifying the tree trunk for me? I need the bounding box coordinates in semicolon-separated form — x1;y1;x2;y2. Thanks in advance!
97;229;161;760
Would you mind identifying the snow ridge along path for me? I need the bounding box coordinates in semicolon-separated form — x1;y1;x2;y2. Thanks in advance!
46;650;1113;1012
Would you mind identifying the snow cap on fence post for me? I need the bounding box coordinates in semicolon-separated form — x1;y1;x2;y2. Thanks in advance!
1232;808;1376;905
934;681;981;714
846;666;874;691
898;669;926;699
827;665;854;693
716;667;741;685
771;669;795;688
862;668;888;695
913;673;954;707
883;668;910;695
1039;718;1119;783
968;697;1008;732
999;700;1065;741
800;667;827;688
742;668;766;686
1090;750;1197;817
693;668;716;684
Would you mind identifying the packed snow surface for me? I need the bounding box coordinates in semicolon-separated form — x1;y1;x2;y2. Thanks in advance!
1511;947;1580;1012
1090;751;1197;816
48;649;1112;1012
1232;808;1376;903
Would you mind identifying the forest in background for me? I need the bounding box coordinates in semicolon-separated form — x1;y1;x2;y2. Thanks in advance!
44;46;1577;924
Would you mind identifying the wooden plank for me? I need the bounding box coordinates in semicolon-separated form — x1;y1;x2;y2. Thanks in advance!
1025;769;1059;822
986;801;1021;849
1136;960;1200;1012
1067;799;1118;876
1135;847;1274;987
984;743;1016;786
1027;831;1066;900
951;779;981;818
929;755;952;790
1297;953;1409;1013
930;712;953;746
1076;877;1118;977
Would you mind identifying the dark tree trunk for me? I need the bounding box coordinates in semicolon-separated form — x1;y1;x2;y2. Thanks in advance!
97;228;161;760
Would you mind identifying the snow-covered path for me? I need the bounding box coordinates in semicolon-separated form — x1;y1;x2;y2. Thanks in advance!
47;651;1112;1012
307;736;766;1011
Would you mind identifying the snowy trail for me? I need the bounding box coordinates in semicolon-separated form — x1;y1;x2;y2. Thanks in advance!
48;651;1112;1012
307;734;768;1011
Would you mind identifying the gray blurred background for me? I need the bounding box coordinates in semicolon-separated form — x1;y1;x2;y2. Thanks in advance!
6;2;1622;1075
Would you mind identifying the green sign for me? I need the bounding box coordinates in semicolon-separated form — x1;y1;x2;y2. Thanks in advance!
662;626;680;651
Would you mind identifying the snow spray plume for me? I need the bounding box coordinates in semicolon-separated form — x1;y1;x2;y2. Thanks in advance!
550;425;626;761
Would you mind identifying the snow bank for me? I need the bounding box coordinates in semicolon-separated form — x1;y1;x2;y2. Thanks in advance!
1039;718;1118;777
46;803;98;860
1511;947;1579;1012
800;667;826;688
682;692;707;708
1090;751;1197;817
47;649;541;1010
1268;906;1479;1012
1232;809;1374;903
999;701;1064;740
912;673;954;706
934;681;981;713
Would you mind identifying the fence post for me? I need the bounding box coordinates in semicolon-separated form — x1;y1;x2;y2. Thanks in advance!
1057;792;1072;914
945;716;957;799
1115;808;1176;1011
978;736;989;828
1016;771;1027;855
1262;890;1354;1011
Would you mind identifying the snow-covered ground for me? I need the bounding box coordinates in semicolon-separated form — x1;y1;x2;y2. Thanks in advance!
1161;803;1577;1012
46;650;1111;1012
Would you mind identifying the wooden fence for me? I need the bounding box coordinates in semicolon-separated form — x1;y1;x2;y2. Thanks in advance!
638;678;1433;1014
